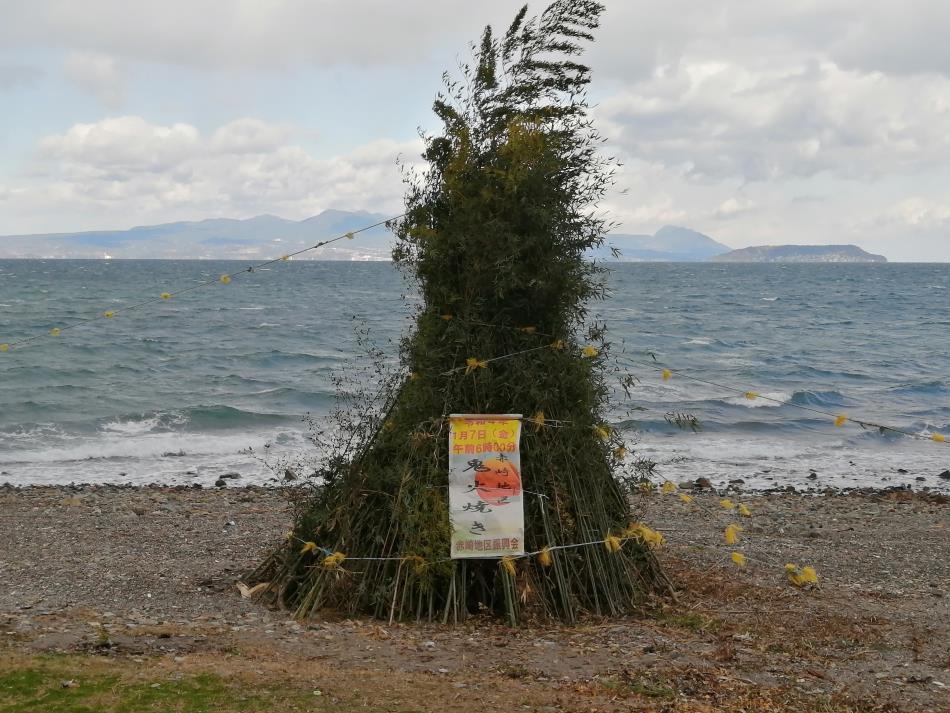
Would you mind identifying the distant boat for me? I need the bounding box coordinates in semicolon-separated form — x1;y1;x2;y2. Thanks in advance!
103;253;113;260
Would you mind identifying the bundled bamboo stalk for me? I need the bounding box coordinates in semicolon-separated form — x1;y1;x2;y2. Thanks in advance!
251;1;669;624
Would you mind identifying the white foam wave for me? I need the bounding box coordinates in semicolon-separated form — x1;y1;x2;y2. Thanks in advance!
726;391;793;408
634;432;950;493
684;338;712;346
0;428;306;465
100;416;163;435
761;297;779;302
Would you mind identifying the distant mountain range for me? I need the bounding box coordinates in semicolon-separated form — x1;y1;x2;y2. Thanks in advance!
0;210;393;260
596;226;732;261
0;211;887;263
711;244;887;263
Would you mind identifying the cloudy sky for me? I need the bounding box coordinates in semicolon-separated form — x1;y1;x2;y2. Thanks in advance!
1;0;949;260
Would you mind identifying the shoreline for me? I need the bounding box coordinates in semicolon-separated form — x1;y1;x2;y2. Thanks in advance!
1;484;947;711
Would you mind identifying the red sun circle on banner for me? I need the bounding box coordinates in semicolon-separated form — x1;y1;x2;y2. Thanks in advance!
474;459;522;506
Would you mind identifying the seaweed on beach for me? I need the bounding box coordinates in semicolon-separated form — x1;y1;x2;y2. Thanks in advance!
251;1;670;623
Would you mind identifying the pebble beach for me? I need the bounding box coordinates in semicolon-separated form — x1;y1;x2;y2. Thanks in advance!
2;482;947;712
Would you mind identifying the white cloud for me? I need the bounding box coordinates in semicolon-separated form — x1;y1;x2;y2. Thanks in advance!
713;196;755;219
209;118;294;154
875;197;950;230
2;1;950;258
0;1;522;71
597;60;950;182
63;51;123;108
2;116;421;232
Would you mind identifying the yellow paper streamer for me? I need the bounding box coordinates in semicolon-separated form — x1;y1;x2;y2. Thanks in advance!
50;328;61;337
834;414;848;427
530;410;546;431
724;523;742;545
720;498;735;510
624;523;664;549
403;555;427;575
613;445;627;459
731;552;746;568
300;541;317;555
786;562;819;587
519;326;537;334
738;503;752;517
661;368;673;381
500;556;517;576
581;345;599;358
660;481;677;494
604;535;622;553
679;493;694;504
440;313;453;321
322;551;346;569
745;391;758;400
103;311;115;319
0;343;8;353
933;433;946;443
160;292;172;300
219;275;231;285
464;357;488;375
593;424;611;440
550;339;567;350
537;547;553;568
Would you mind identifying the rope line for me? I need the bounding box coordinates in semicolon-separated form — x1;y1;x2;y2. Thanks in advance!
292;533;651;567
618;354;945;444
0;214;404;352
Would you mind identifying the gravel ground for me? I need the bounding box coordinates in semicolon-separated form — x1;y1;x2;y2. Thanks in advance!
1;483;948;712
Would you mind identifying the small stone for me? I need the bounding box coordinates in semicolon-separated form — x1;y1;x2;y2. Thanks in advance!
938;470;950;481
695;477;712;489
221;472;241;480
214;479;227;487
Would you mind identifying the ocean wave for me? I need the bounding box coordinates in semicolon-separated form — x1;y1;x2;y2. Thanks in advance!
0;428;306;465
725;391;793;408
96;405;296;435
887;380;949;396
788;390;846;408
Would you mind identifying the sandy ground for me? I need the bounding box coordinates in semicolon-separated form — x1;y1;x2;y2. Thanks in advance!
1;483;948;712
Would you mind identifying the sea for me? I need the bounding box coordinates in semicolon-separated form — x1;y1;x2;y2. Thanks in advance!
0;260;947;491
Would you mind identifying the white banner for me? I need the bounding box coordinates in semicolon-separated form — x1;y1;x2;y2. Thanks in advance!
448;414;525;558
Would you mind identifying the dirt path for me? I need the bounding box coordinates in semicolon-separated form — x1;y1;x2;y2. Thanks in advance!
1;484;947;712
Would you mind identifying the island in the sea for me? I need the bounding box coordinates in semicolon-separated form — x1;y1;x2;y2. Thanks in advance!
711;244;887;263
